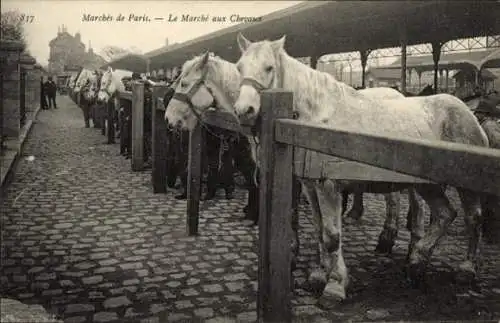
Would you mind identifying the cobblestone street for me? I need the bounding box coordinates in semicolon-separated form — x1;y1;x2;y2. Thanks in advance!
1;96;499;322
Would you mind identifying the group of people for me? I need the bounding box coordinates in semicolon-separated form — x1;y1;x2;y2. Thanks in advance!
40;76;58;109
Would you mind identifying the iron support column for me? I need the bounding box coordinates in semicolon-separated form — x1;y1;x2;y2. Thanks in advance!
360;49;371;89
432;41;444;94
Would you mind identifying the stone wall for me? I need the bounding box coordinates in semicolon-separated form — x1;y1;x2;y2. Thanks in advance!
1;40;23;142
1;40;43;186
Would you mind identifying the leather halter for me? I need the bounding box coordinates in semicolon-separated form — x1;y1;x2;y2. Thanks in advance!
172;67;220;123
239;51;299;122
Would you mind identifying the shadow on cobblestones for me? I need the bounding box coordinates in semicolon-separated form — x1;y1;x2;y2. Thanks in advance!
1;96;499;322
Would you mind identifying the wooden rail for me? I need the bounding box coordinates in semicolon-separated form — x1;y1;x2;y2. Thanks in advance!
184;89;500;322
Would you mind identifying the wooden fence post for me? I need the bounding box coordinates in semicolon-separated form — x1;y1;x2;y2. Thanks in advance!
186;121;204;236
152;85;169;193
101;102;106;136
132;82;145;171
107;99;115;144
119;97;126;155
258;90;294;323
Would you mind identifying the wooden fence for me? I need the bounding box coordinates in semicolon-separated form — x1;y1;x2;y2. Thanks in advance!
116;83;171;182
181;89;500;322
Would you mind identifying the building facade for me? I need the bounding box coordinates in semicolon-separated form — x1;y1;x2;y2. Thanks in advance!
48;25;107;74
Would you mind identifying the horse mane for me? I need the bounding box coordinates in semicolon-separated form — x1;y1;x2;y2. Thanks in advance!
278;49;361;120
183;53;242;102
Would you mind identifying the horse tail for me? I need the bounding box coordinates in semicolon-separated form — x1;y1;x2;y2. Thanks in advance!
481;193;500;244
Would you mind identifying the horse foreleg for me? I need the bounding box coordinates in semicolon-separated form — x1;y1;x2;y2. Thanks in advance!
341;191;349;215
456;189;482;282
408;184;457;287
301;179;327;294
407;188;425;263
375;192;401;254
291;177;301;272
316;179;348;308
345;192;364;222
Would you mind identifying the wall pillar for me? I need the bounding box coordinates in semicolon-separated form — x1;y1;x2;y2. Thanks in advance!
400;40;407;93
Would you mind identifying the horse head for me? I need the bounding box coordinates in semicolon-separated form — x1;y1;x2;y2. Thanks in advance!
86;71;102;101
164;51;240;131
234;33;286;120
97;67;116;103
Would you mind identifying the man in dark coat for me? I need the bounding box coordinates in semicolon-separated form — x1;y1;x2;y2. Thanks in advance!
40;76;48;109
473;91;500;244
44;76;58;109
163;86;190;199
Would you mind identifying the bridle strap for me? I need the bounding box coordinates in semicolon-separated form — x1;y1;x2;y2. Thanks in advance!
241;78;268;92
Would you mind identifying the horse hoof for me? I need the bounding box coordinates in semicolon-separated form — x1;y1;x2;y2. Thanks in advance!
345;208;363;221
317;282;346;310
456;261;477;284
375;228;397;255
406;262;427;289
306;269;327;295
343;216;363;226
375;240;394;255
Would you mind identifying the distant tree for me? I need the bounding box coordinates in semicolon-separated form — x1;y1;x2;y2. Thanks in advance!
1;9;27;49
99;45;143;62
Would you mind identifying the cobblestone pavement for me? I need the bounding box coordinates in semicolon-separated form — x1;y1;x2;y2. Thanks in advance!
1;96;500;323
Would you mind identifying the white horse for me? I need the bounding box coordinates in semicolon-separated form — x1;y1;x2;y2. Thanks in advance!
73;69;94;94
67;73;78;89
97;67;133;105
84;70;102;102
163;52;426;272
233;34;489;307
164;53;260;224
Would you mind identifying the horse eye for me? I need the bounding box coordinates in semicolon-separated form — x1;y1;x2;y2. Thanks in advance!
265;66;273;73
181;81;188;88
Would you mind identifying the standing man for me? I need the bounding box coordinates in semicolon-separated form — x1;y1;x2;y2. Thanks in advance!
40;76;48;109
473;92;500;244
44;76;58;109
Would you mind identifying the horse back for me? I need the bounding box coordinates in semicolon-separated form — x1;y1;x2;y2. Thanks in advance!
421;94;489;147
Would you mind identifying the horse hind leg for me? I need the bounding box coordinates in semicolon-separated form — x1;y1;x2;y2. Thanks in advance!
408;184;457;287
290;177;301;272
406;188;425;263
315;179;348;308
456;189;482;283
301;179;328;295
375;192;401;254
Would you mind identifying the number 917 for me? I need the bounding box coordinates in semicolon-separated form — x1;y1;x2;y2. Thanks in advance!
20;14;35;23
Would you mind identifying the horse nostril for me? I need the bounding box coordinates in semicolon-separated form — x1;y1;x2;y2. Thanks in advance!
247;106;255;115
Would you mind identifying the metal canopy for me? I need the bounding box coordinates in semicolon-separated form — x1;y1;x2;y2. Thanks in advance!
146;1;500;70
382;48;500;72
101;54;148;73
481;48;500;69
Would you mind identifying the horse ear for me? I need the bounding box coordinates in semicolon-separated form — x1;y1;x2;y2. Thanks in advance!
198;51;210;70
237;33;251;53
271;35;286;52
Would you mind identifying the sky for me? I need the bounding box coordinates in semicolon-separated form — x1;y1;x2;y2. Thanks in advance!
2;0;302;66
